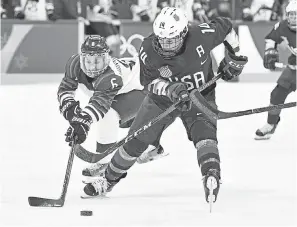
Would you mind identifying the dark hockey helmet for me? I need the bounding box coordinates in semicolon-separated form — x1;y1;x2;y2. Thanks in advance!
286;0;297;31
80;35;111;78
152;7;188;58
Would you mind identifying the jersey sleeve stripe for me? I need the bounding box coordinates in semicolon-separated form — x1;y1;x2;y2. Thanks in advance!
84;105;101;122
58;92;75;105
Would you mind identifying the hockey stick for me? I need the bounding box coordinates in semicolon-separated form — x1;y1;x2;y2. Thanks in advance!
74;73;223;163
190;89;296;121
28;139;77;207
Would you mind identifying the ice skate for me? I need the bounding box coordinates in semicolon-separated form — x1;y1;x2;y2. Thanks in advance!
255;122;279;140
203;169;220;212
82;171;127;198
137;145;169;164
81;176;109;198
82;162;108;177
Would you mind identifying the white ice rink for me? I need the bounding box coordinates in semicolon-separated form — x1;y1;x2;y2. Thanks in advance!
0;80;296;226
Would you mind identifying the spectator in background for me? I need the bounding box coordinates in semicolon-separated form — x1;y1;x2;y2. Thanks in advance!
130;0;159;22
1;1;7;18
20;0;51;20
192;0;212;23
270;0;290;20
1;0;25;19
48;0;121;57
110;0;134;19
242;0;286;21
157;0;194;21
85;0;121;57
192;0;232;24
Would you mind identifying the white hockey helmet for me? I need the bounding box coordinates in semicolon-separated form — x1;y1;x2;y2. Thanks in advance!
153;7;188;55
286;0;297;30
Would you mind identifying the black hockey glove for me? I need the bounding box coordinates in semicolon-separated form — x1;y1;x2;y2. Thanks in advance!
263;48;279;70
166;82;192;112
218;51;248;81
65;111;93;145
59;99;82;121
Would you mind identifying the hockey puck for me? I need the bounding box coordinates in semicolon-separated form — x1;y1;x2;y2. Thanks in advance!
80;210;93;216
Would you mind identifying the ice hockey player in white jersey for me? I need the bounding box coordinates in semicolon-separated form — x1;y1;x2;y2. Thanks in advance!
57;35;166;171
255;0;296;140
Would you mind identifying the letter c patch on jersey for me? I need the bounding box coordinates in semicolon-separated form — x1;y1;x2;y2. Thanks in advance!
111;78;118;89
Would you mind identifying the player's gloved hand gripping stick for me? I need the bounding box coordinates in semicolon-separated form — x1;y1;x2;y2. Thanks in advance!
74;73;224;163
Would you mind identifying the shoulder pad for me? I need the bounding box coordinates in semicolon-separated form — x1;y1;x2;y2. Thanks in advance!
141;35;154;52
65;54;80;78
66;54;80;69
93;69;123;91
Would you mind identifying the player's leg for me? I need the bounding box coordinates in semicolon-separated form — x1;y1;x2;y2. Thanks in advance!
83;95;177;197
80;108;121;177
255;68;296;140
182;90;221;203
82;90;145;176
113;90;168;164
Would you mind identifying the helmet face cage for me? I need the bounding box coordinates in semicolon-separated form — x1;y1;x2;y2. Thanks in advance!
287;11;297;30
154;27;188;57
80;35;111;78
80;52;110;78
286;1;297;30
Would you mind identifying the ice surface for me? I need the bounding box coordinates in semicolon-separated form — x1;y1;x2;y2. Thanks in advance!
0;80;296;226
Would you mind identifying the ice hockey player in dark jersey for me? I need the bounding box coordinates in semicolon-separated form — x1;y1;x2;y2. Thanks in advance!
82;7;248;204
255;0;296;140
57;35;165;174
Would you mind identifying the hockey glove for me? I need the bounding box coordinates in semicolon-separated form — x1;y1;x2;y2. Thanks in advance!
166;82;192;112
59;99;82;121
218;51;248;81
65;111;93;145
263;48;279;70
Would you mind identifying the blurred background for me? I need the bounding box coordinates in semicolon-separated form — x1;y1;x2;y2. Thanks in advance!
0;0;292;84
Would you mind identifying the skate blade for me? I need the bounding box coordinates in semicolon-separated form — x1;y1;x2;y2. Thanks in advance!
80;194;108;199
254;134;272;140
206;176;217;213
82;176;104;184
137;153;169;164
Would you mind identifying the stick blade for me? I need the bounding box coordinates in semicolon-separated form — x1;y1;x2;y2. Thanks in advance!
28;197;63;207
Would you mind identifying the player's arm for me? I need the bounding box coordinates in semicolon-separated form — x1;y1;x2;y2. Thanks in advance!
205;17;248;80
83;72;124;123
204;17;239;52
263;22;283;70
57;54;81;122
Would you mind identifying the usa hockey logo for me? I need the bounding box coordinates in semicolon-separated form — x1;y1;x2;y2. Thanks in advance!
158;65;172;78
